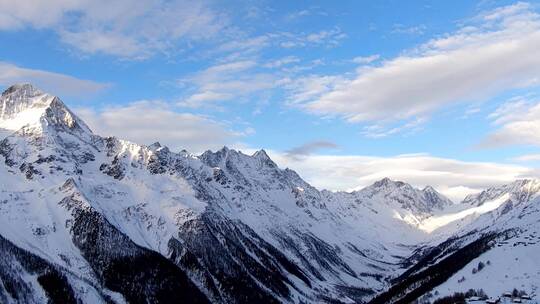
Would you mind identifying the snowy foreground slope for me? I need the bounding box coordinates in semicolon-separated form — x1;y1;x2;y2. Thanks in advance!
0;84;539;304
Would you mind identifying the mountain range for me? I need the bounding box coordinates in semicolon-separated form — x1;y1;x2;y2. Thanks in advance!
1;84;539;303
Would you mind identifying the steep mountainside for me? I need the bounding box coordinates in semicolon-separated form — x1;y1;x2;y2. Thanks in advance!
371;180;540;303
0;84;539;304
431;187;540;300
463;179;540;208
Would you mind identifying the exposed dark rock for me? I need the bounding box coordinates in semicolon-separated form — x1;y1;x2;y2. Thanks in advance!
0;233;78;304
170;211;312;304
70;206;209;304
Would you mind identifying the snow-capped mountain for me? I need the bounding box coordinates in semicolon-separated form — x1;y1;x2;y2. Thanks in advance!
353;178;452;221
429;181;540;300
463;179;540;208
371;180;540;303
0;83;92;138
1;84;539;304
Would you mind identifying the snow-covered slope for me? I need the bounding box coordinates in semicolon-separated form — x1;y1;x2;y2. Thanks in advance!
463;179;540;208
1;84;539;304
427;181;540;302
419;179;540;234
371;180;540;303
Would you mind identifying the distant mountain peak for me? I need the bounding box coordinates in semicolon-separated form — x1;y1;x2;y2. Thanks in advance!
252;149;269;159
422;185;436;192
463;178;540;206
199;147;280;172
1;84;49;120
1;83;43;97
371;177;408;190
513;178;540;188
252;149;278;168
148;142;163;151
200;146;232;167
149;141;162;147
375;177;392;185
359;178;451;214
1;83;92;139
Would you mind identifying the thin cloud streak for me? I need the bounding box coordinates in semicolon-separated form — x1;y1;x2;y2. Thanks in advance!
0;62;109;97
285;140;339;160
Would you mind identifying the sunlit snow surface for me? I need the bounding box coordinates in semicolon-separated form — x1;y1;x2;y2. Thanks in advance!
0;92;53;137
420;194;511;233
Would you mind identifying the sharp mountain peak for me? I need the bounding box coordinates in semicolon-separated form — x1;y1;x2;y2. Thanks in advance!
0;83;92;136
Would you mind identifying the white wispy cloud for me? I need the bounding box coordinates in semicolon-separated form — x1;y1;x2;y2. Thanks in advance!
286;9;311;20
284;7;328;21
286;2;540;133
263;56;300;68
176;27;341;109
0;0;77;30
281;59;325;74
351;55;380;64
392;24;427;35
285;75;348;105
177;60;280;108
0;0;228;59
512;154;540;162
361;117;427;138
480;97;540;147
0;61;109;97
216;35;271;58
214;27;348;63
77;100;251;153
279;28;347;48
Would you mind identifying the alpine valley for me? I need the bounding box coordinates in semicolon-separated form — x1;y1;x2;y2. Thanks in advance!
1;84;539;304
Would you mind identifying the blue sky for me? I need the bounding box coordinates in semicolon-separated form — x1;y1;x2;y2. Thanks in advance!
1;0;540;200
